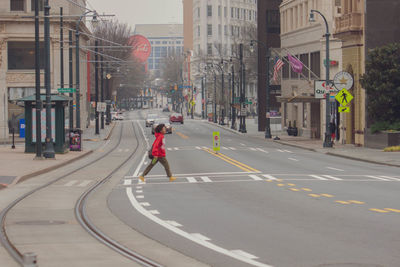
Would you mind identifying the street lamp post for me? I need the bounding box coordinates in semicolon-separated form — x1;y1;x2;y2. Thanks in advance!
68;30;74;130
250;40;272;138
95;39;99;135
43;0;55;158
310;10;333;148
201;76;205;119
230;60;236;130
34;0;42;159
239;43;247;133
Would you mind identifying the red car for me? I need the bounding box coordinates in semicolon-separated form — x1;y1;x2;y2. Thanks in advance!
169;113;184;124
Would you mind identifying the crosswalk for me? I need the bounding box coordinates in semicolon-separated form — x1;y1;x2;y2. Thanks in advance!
165;146;290;153
124;174;400;185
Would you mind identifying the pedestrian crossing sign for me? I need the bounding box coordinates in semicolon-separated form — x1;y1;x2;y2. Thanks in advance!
338;106;350;113
213;131;220;152
335;88;353;106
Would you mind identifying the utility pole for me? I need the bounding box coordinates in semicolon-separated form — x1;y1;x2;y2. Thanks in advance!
239;43;247;133
231;63;236;130
201;76;205;119
95;39;99;135
100;52;104;129
68;30;74;130
34;0;42;159
43;0;55;158
214;73;217;123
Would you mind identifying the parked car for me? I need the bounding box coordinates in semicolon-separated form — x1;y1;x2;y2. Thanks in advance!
145;113;158;127
162;107;170;112
152;118;172;134
169;113;184;124
111;111;124;121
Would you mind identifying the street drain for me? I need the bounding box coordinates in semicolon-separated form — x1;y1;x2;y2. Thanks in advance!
15;220;66;226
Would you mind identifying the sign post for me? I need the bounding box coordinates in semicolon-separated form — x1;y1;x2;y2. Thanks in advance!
213;131;220;153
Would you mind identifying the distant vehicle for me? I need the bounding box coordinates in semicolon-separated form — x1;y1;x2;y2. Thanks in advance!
152;118;172;135
169;113;184;124
111;111;124;121
145;113;158;127
162;107;170;112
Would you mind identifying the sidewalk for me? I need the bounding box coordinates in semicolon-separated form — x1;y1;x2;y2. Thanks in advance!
0;122;115;188
202;117;400;168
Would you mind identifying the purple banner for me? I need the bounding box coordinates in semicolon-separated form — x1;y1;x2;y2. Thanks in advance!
288;53;303;73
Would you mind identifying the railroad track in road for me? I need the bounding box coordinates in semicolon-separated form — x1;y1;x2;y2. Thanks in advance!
0;121;163;267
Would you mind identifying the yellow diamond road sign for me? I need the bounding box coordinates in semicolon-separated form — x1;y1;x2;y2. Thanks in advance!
338;106;350;113
335;88;353;106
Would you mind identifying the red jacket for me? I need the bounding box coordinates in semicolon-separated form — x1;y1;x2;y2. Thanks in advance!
152;132;166;157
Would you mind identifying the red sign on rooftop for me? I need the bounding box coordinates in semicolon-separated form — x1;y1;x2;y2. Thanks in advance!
129;35;151;63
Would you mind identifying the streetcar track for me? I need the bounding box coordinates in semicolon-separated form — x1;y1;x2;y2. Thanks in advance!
0;119;163;267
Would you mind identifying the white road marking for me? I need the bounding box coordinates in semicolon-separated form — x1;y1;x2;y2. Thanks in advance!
138;179;146;185
136;195;144;199
202;146;208;149
249;147;257;151
124;180;132;186
231;250;259;260
195;146;201;150
309;175;328;180
186;177;197;183
283;150;293;153
174;147;179;151
379;176;400;181
191;233;211;241
165;221;182;227
288;158;299;161
125;171;257;179
140;202;150;207
276;149;285;152
128;145;273;267
249;175;263;181
78;180;92;187
167;148;172;151
136;190;143;193
262;174;278;181
200;176;212;183
222;146;229;150
125;149;129;152
322;175;343;181
256;148;268;153
136;186;142;189
149;210;160;215
64;180;77;187
366;175;390;181
118;148;123;152
327;167;344;171
240;143;245;146
229;147;237;150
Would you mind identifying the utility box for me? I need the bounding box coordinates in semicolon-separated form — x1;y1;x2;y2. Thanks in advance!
17;94;72;154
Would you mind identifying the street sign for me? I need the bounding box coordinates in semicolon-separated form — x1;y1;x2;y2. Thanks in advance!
335;88;353;106
338;106;350;113
234;97;252;104
213;131;220;152
190;100;195;107
314;80;336;99
333;71;354;91
58;88;76;93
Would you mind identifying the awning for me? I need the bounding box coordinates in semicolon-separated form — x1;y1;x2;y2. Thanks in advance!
277;95;321;103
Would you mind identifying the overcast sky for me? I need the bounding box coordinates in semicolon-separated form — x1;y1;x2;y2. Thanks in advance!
90;0;183;30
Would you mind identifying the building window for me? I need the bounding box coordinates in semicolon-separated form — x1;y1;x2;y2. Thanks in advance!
218;5;221;17
207;43;212;55
197;25;201;37
207;24;212;36
10;0;25;11
8;42;45;69
207;5;212;17
197;7;200;18
310;51;320;79
224;6;227;17
282;56;289;79
218;24;221;36
224;25;227;36
300;53;309;79
30;0;43;11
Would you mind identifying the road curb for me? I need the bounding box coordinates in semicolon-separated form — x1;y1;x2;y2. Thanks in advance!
11;150;94;186
104;122;116;140
273;140;318;152
203;121;244;135
325;152;400;168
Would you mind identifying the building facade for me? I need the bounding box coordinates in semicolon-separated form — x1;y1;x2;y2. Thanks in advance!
134;24;184;77
190;0;258;117
0;0;91;141
279;0;342;139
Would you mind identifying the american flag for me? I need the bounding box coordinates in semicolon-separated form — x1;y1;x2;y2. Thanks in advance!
273;57;284;82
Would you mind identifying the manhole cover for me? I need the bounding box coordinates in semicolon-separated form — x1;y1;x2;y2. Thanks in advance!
317;264;383;267
15;220;66;226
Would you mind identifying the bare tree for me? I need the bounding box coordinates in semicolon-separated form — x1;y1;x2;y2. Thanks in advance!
161;51;184;86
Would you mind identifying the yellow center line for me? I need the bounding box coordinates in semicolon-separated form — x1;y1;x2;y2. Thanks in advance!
348;200;365;204
289;188;300;192
384;208;400;213
277;184;285;187
287;183;296;186
335;200;350;204
175;131;189;139
321;194;334;198
202;149;259;173
206;149;260;173
309;194;321;198
301;188;312;192
370;208;390;213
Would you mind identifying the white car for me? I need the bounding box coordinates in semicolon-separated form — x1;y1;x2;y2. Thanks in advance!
145;113;158;127
111;112;124;121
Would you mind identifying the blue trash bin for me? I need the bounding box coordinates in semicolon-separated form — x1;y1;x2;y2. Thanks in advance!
19;119;25;138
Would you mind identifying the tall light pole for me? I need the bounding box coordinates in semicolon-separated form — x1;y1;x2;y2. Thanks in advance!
310;10;333;148
43;0;55;158
250;40;272;138
95;39;99;135
239;43;247;133
213;61;226;125
34;0;42;159
230;58;236;130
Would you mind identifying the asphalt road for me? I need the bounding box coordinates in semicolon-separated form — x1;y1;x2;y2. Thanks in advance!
110;110;400;267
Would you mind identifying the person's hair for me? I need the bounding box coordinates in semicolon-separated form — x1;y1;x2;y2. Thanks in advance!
155;124;165;133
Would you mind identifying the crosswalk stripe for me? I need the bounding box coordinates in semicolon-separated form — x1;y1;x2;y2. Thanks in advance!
140;202;150;207
174;147;179;151
322;175;343;181
202;146;208;149
136;195;144;199
124;180;132;186
78;180;92;187
256;148;268;153
379;176;400;181
288;158;299;161
249;148;257;151
222;146;229;150
367;175;390;181
195;146;201;150
231;250;259;260
327;167;344;171
186;177;197;183
309;175;328;180
136;190;143;193
248;175;263;181
200;176;212;182
277;149;284;152
64;180;77;187
262;174;278;180
283;150;293;153
118;148;123;152
167;148;172;151
229;147;237;150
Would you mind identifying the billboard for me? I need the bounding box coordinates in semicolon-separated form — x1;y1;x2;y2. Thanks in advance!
129;35;151;63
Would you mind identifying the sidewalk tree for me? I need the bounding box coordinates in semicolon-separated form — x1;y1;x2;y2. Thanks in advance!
361;43;400;132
